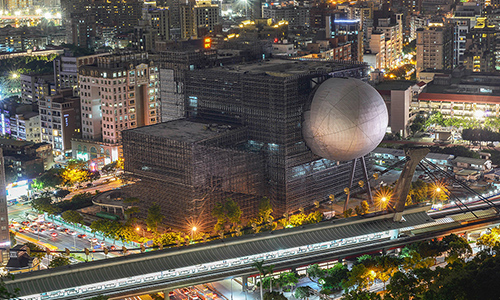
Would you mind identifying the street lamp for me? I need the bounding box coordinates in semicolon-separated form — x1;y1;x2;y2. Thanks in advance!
191;226;197;241
136;226;145;239
380;197;387;211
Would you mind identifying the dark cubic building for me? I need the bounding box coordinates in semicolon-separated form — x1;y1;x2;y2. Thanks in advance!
123;59;369;230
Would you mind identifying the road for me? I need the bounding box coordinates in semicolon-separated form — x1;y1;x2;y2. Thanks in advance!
8;179;132;266
61;176;123;201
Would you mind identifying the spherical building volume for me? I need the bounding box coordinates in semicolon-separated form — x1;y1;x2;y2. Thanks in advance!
302;77;388;162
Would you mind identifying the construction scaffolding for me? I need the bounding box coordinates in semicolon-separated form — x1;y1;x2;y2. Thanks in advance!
123;58;370;230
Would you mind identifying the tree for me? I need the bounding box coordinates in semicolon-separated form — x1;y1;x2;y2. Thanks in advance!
266;265;274;292
278;271;298;292
61;210;84;228
294;286;313;300
9;231;16;247
305;211;323;223
343;208;353;218
322;263;349;292
31;168;62;190
306;264;325;284
24;242;46;260
263;291;287;300
259;197;273;221
344;264;376;291
48;256;70;268
442;234;472;263
211;198;242;231
146;202;164;233
0;275;20;299
31;196;60;215
252;260;267;300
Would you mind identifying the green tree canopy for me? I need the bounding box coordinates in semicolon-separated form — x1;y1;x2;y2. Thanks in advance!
61;210;84;226
146;202;164;233
49;256;71;268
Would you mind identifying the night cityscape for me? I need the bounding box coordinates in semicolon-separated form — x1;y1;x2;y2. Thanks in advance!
0;0;499;298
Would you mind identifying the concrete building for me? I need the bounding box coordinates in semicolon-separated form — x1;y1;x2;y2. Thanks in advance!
20;73;54;104
416;23;453;75
10;112;41;143
376;81;416;138
463;17;497;73
39;89;81;156
262;6;310;27
122;59;369;229
53;52;111;93
449;3;481;67
75;53;159;163
415;73;500;120
194;0;220;36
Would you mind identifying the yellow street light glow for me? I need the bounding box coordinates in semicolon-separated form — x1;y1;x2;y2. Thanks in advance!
136;227;140;231
436;187;441;192
192;226;197;232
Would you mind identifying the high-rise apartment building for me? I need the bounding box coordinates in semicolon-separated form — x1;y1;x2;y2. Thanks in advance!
39;89;81;156
74;53;159;162
194;0;220;36
416;23;453;74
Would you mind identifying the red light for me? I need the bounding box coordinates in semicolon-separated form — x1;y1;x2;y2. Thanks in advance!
274;38;278;43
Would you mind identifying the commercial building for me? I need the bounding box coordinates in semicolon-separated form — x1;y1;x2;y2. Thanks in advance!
122;59;369;229
74;53;159;163
414;73;500;119
39;89;81;156
10;112;41;143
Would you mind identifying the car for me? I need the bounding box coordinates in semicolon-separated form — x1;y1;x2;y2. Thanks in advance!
18;228;24;233
51;232;58;237
46;222;53;226
39;228;46;233
91;238;98;243
181;288;190;295
55;225;62;230
109;245;116;250
77;234;87;239
69;231;77;236
63;228;70;233
100;241;106;247
86;183;93;187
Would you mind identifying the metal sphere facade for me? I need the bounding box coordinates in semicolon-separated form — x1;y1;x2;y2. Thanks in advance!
302;78;388;161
